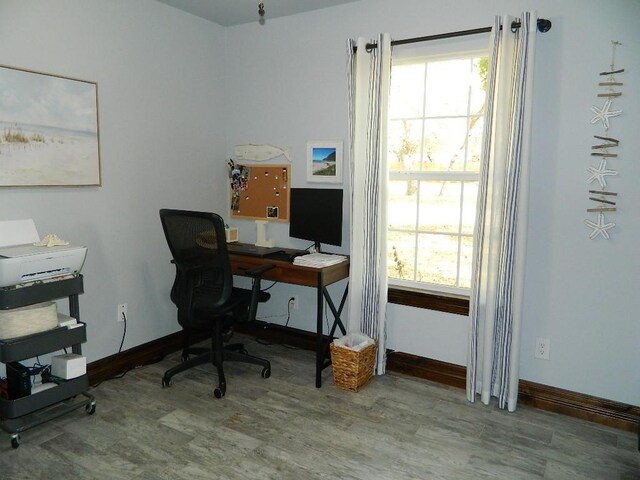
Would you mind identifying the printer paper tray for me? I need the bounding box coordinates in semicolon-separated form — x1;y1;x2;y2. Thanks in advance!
0;324;87;363
0;276;84;310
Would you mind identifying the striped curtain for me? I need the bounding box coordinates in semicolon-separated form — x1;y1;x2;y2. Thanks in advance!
346;34;391;374
467;12;538;411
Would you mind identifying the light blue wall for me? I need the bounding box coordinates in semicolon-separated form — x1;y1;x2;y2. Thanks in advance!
0;0;638;406
223;0;640;405
0;0;228;364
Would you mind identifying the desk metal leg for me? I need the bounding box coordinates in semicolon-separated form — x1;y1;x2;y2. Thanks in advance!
325;284;348;338
315;280;349;388
315;280;324;388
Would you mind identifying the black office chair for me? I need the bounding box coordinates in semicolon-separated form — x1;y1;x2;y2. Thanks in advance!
159;209;273;398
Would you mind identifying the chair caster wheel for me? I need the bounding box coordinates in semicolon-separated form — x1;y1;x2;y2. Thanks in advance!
261;367;271;379
86;402;96;415
214;387;225;399
162;376;171;388
11;435;20;449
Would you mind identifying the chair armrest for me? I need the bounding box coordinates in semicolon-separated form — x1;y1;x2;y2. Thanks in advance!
245;263;275;278
246;264;275;323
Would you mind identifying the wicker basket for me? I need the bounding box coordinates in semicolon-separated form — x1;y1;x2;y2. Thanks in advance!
330;340;377;392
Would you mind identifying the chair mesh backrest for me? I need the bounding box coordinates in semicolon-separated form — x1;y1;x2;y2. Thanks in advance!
159;209;232;323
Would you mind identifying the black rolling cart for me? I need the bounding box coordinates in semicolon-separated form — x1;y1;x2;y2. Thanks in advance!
0;275;95;448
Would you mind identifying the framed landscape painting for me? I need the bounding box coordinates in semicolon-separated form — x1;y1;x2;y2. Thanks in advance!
307;141;342;184
0;65;101;187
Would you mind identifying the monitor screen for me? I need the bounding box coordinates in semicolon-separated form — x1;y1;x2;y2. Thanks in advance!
289;188;343;249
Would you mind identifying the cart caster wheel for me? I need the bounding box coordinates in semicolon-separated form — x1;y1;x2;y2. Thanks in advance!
162;376;171;388
86;402;96;415
261;367;271;379
11;435;20;449
213;385;227;398
213;387;225;399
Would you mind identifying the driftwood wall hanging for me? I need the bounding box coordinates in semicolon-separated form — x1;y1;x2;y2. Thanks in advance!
584;41;624;240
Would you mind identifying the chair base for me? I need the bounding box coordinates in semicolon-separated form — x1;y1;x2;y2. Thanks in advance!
161;341;270;398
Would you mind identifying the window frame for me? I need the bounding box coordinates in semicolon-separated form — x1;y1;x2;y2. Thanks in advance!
386;44;489;312
388;286;469;316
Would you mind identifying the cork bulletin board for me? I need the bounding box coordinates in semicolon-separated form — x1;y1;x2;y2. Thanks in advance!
229;164;290;222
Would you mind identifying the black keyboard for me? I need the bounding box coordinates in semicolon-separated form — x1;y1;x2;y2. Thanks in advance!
264;250;303;262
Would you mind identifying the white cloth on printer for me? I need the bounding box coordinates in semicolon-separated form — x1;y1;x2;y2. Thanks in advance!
33;234;69;247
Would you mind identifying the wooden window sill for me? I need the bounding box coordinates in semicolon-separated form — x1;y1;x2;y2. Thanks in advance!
388;287;469;316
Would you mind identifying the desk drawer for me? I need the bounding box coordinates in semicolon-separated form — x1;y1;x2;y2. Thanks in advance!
231;257;318;287
230;254;349;288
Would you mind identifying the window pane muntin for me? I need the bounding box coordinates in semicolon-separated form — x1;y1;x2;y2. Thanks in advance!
389;171;478;182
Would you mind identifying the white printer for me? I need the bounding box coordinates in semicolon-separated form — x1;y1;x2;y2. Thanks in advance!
0;219;87;288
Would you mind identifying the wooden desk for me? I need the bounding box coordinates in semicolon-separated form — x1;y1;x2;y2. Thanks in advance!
230;252;349;387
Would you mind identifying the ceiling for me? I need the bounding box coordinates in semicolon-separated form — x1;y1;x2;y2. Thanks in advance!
155;0;361;27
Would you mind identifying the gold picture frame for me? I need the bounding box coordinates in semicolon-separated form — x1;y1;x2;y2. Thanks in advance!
0;64;101;187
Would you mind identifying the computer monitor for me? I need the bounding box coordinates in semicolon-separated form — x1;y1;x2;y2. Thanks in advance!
289;188;343;252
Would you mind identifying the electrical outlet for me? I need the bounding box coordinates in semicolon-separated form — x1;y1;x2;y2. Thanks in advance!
289;296;299;310
117;303;128;323
535;337;550;360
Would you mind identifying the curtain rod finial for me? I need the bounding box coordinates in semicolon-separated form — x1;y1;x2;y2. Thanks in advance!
537;18;552;33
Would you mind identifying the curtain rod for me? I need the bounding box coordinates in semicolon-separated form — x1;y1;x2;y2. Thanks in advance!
360;18;552;52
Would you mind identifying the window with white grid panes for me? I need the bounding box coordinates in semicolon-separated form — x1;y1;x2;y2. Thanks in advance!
387;50;488;295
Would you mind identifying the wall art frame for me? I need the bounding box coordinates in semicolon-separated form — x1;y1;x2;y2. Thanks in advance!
306;140;342;184
0;64;101;187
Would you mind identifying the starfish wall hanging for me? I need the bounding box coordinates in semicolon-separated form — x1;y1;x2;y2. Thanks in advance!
590;99;622;130
584;41;623;240
584;213;616;240
586;158;618;189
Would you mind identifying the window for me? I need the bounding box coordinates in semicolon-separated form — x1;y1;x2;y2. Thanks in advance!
387;48;488;299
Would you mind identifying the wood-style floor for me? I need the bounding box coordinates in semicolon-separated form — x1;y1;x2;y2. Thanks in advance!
1;335;638;479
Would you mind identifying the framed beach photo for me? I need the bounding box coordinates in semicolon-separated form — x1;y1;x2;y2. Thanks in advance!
307;141;342;184
0;65;101;187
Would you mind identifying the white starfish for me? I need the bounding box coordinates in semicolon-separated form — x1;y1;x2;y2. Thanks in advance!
587;159;618;188
590;99;622;129
584;212;615;239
